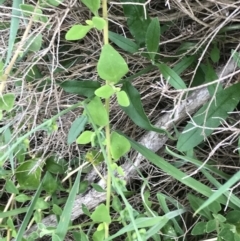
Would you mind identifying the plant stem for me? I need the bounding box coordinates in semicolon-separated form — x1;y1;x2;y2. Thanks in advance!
102;0;112;238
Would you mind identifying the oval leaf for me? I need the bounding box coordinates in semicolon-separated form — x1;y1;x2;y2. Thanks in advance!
146;17;160;61
90;203;111;223
210;44;220;63
156;63;186;89
116;90;129;107
95;85;115;99
109;31;138;54
110;131;131;160
97;44;129;83
0;93;15;111
45;156;67;174
25;34;42;52
16;160;41;190
87;96;108;126
65;25;92;41
81;0;100;15
121;81;172;137
76;130;94;144
42;172;58;194
92;16;106;30
177;82;240;151
60;80;100;98
67;115;88;145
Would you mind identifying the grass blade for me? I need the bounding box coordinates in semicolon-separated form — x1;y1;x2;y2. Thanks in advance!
166;147;230;180
6;0;22;66
15;179;43;241
127;137;239;209
177;82;240;151
54;170;81;240
194;170;240;215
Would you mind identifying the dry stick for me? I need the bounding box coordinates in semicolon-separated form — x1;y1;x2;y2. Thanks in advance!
23;58;238;238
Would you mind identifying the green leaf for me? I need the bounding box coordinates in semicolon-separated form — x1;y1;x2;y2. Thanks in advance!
194;170;240;215
42;172;58;194
20;4;42;21
187;194;212;220
0;93;15;111
208;201;221;214
67;115;88;145
116;90;130;107
65;25;92;41
81;0;100;15
109;31;138;54
210;43;220;63
76;130;94;144
97;44;129;83
79;180;89;194
191;65;206;87
35;198;49;210
6;0;22;65
162;224;177;239
15;178;43;241
26;65;43;82
73;231;89;241
219;225;235;241
92;17;106;30
177;83;240;151
213;213;226;223
55;171;81;240
191;222;207;235
16;160;41;190
0;207;28;219
166;147;230;180
52;234;61;241
95;85;115;99
15;146;26;163
86;96;108;126
226;210;240;224
107;210;185;240
146;17;160;61
91;183;106;192
206;219;217;233
173;56;196;75
235;234;240;241
52;204;62;216
60;80;100;98
45;156;67;174
121;0;151;46
204;62;222;95
93;228;105;241
112;196;122;212
15;194;31;202
110;131;131;160
127;137;235;208
82;204;91;217
156;63;187;89
121;81;172;137
25;34;42;52
6;179;19;194
91;203;111;223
